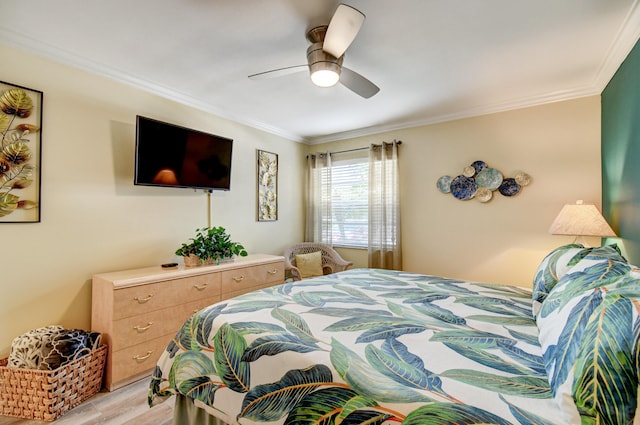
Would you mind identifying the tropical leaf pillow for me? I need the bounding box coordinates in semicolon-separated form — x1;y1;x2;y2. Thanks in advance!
571;243;626;265
531;244;586;317
537;247;639;424
538;244;628;316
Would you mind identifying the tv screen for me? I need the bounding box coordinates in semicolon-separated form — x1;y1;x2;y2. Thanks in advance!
134;116;233;191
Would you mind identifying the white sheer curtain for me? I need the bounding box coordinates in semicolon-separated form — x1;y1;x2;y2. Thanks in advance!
368;140;402;269
305;153;332;243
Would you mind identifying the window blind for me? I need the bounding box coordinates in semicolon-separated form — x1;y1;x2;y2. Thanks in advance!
322;159;369;248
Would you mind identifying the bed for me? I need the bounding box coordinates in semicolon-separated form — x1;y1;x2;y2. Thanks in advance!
148;244;640;424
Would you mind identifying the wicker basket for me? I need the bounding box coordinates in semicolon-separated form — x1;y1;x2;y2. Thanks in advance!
183;254;201;267
0;344;107;421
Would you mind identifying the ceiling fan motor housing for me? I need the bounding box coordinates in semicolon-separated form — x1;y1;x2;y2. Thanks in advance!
306;25;343;87
307;42;343;83
249;8;378;98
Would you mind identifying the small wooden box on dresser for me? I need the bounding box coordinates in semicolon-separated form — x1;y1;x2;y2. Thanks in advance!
91;254;284;391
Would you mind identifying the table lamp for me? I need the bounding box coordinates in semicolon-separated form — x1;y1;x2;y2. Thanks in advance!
548;200;616;246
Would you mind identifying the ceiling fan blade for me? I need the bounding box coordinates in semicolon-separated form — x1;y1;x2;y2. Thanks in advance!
340;67;379;98
248;65;307;80
323;4;365;58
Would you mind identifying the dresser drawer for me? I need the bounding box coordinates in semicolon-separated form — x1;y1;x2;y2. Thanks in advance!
109;336;171;385
110;296;220;350
221;262;284;297
112;273;221;320
92;254;285;390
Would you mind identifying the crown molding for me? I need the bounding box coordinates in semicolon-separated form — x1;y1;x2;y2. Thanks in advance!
0;29;305;143
304;86;600;144
3;0;640;147
590;0;640;91
304;1;640;145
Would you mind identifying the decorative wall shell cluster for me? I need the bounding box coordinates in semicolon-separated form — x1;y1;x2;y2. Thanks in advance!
437;160;531;202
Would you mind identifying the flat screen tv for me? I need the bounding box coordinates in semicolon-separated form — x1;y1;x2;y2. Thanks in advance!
134;116;233;191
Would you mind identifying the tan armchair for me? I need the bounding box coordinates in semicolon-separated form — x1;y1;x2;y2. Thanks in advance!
284;243;353;281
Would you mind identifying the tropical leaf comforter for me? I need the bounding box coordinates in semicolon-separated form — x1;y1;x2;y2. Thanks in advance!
148;268;563;424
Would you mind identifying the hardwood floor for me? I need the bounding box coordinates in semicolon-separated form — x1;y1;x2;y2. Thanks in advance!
0;378;174;425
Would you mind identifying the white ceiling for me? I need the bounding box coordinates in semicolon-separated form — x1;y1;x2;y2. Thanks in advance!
1;0;639;143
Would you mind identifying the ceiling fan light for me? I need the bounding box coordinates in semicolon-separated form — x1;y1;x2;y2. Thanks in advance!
311;67;340;87
307;42;342;88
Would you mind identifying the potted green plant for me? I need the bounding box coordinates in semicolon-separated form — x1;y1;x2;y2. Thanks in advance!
175;226;248;266
174;238;201;267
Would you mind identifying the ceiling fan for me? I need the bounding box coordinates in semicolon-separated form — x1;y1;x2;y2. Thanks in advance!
248;3;379;99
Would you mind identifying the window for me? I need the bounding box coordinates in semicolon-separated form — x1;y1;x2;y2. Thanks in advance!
307;141;401;268
315;155;367;248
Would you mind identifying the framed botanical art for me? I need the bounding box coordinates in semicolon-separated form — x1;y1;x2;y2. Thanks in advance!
0;81;43;223
257;149;277;221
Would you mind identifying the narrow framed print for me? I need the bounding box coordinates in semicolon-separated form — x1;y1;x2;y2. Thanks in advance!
257;149;277;221
0;81;43;223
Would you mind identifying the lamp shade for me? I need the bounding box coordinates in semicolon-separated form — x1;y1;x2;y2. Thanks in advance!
549;200;616;237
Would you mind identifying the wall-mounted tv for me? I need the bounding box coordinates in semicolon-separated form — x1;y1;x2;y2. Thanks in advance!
134;116;233;191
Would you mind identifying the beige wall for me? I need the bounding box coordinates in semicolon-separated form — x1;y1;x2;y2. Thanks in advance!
1;43;603;356
0;44;306;356
311;96;603;287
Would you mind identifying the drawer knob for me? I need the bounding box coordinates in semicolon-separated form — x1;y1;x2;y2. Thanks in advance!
134;294;154;304
267;269;278;275
232;275;245;282
133;351;153;361
194;283;209;291
133;322;154;332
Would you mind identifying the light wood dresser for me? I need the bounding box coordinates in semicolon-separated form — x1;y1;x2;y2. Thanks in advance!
91;254;285;391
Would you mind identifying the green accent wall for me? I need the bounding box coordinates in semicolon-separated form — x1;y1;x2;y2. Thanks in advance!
602;38;640;264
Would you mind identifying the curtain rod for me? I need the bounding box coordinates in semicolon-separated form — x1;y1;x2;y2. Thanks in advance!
311;140;402;156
